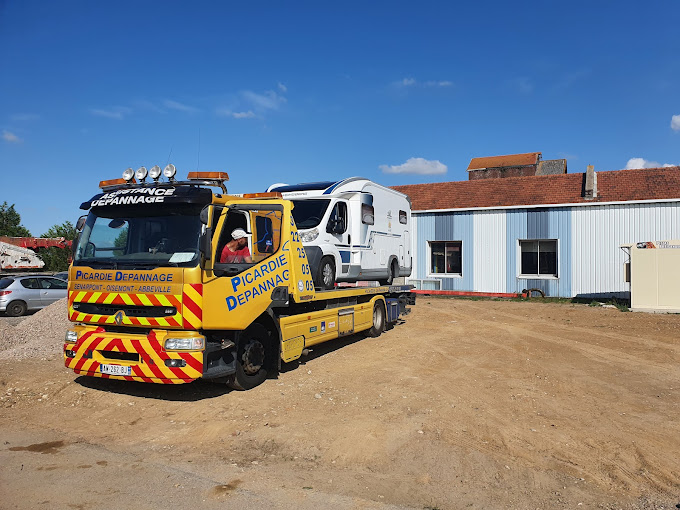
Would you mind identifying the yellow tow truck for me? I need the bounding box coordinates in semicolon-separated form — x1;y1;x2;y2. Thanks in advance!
64;165;414;389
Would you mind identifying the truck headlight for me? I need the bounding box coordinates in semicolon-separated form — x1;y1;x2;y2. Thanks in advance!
300;228;319;243
164;337;205;351
65;331;78;343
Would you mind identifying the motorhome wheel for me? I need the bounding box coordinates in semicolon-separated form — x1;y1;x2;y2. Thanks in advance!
316;256;336;290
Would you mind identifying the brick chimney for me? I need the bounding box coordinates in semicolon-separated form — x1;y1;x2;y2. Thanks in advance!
584;165;597;200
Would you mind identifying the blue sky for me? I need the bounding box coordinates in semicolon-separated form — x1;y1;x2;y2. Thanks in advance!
1;0;679;236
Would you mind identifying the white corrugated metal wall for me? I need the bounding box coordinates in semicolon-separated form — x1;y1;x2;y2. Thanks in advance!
411;201;680;297
571;202;680;298
473;210;507;292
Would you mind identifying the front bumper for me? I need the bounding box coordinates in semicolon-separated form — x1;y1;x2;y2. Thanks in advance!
63;326;205;384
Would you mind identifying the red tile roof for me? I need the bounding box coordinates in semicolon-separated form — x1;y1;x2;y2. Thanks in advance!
392;167;680;211
467;152;541;171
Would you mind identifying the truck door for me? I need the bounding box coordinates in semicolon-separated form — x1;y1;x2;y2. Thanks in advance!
204;202;289;331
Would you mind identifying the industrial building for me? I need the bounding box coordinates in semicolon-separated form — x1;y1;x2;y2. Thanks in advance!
392;153;680;298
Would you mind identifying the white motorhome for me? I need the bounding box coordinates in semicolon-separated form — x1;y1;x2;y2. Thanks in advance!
267;177;412;289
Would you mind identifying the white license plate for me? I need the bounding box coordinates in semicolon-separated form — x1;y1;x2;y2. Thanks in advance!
100;364;132;376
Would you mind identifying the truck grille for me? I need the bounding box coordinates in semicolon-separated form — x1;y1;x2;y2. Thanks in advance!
72;302;177;317
101;350;139;362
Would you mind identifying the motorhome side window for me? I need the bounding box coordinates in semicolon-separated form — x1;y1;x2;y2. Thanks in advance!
361;204;374;225
327;202;347;233
399;210;407;224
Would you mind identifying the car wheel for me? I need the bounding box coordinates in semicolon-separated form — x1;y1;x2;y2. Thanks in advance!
6;300;27;317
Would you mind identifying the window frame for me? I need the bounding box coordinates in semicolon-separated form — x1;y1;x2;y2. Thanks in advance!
428;240;463;277
361;203;374;225
518;239;559;279
38;277;67;290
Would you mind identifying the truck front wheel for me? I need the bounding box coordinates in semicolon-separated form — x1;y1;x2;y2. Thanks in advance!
228;323;272;390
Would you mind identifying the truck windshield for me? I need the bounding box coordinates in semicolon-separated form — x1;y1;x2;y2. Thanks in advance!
291;199;330;229
74;204;203;269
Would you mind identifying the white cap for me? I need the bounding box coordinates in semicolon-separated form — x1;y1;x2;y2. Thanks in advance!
231;228;251;240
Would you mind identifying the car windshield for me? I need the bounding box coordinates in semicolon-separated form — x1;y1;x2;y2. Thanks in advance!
0;278;14;289
291;199;330;229
73;204;203;269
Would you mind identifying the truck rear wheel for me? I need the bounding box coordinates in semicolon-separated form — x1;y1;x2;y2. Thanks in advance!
6;300;27;317
367;300;385;337
228;323;272;390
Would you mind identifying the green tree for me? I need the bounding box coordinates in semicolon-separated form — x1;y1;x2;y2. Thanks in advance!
37;221;77;271
0;202;31;237
113;226;128;256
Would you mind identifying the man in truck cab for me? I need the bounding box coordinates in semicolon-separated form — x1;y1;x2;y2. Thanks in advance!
220;228;253;263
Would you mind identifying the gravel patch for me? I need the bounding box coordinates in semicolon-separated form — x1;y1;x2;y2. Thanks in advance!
0;299;69;360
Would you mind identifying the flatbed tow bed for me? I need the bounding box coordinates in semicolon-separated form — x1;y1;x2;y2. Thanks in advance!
63;169;414;390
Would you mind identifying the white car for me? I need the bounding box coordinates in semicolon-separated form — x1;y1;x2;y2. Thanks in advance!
0;275;67;316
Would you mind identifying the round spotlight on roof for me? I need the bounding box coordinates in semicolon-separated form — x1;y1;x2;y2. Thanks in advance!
122;168;135;182
163;164;177;179
135;166;148;181
149;165;162;180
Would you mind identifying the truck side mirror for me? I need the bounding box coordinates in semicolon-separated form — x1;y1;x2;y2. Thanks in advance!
199;205;213;260
76;215;87;232
199;227;212;261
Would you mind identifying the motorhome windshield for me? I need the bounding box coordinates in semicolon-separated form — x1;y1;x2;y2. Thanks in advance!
74;204;203;269
291;199;331;229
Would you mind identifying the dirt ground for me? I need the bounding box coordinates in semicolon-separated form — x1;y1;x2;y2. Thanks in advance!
1;298;679;509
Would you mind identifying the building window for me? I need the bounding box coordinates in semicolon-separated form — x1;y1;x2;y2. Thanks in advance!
430;241;462;275
520;240;557;277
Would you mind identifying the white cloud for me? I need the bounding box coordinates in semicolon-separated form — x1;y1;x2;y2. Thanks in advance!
277;82;287;93
379;157;447;175
232;111;255;119
671;114;680;131
242;89;287;111
89;106;132;120
394;77;453;89
163;99;199;114
216;109;257;119
2;130;22;143
424;80;453;87
134;100;166;114
625;157;677;169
